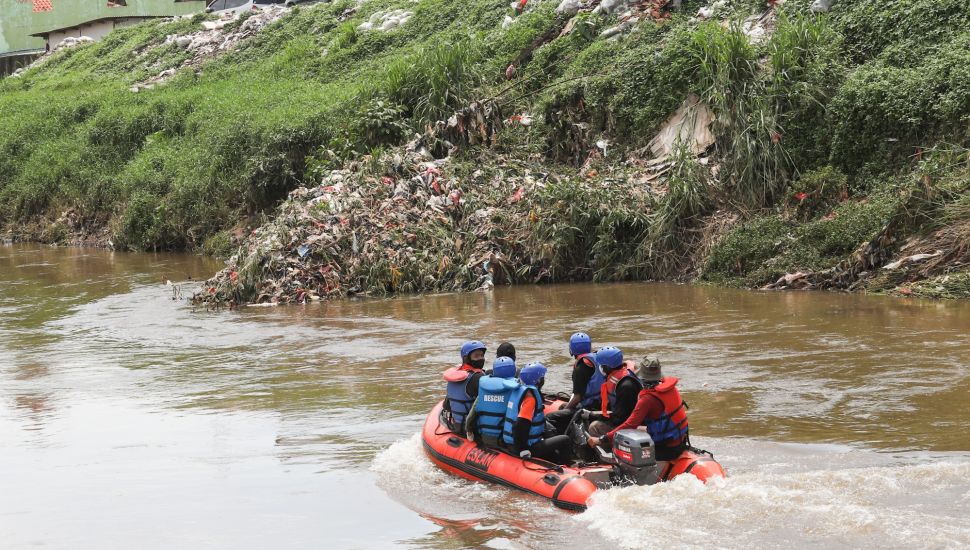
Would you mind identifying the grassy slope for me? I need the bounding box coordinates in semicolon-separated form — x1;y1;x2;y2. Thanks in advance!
700;0;970;295
0;0;533;251
2;0;970;296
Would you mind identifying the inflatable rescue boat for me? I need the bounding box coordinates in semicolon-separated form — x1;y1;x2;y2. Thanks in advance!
422;398;725;511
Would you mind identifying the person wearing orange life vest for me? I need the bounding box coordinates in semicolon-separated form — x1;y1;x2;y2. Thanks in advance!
584;346;643;450
442;341;487;431
594;358;689;461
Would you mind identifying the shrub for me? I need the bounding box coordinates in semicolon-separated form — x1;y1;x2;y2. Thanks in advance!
788;165;848;220
705;216;792;280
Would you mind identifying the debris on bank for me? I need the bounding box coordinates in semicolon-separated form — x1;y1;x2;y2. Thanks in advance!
193;131;657;306
133;5;291;90
357;9;413;32
647;94;715;159
759;214;970;297
53;36;95;52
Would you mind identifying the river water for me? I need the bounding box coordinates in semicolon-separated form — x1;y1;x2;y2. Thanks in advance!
1;243;969;549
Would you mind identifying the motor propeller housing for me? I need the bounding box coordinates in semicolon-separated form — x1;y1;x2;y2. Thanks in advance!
612;429;660;486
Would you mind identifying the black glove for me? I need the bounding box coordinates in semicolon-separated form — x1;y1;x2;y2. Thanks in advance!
512;418;531;452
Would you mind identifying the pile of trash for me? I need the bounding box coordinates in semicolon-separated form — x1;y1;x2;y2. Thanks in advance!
357;9;413;32
132;5;293;90
193;138;526;305
694;0;781;43
761;214;970;294
53;36;94;52
193;129;655;306
552;0;680;38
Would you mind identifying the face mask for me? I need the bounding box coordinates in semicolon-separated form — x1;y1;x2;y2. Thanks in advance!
469;358;486;370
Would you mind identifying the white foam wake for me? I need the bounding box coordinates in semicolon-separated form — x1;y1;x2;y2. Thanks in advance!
579;460;970;549
369;433;515;516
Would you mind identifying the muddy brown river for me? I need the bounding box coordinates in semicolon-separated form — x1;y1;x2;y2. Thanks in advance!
2;243;969;549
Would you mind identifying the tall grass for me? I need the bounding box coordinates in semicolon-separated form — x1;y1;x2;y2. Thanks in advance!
687;15;840;209
385;39;484;125
690;21;787;208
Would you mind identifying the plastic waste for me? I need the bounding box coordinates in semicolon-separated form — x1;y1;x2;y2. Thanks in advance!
555;0;581;15
811;0;833;13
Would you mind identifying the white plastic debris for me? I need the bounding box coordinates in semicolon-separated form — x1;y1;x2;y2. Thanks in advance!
811;0;833;13
594;0;624;15
647;94;715;158
202;19;229;31
555;0;581;15
596;139;608;157
53;36;93;51
882;251;943;271
358;9;413;32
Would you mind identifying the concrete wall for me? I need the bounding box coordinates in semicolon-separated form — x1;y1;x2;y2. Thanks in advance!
31;0;206;36
0;1;48;55
1;0;206;55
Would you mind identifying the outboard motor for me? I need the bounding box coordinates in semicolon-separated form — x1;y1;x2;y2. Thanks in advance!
611;429;660;486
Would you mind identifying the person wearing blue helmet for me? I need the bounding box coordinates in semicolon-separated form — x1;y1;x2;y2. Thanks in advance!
567;332;604;409
546;332;605;436
585;346;643;451
495;342;516;363
501;363;572;463
464;356;518;446
442;340;487;431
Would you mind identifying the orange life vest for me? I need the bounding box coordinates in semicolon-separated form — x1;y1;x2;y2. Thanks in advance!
599;360;639;418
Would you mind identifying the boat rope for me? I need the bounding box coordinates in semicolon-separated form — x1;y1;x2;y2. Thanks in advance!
522;456;564;474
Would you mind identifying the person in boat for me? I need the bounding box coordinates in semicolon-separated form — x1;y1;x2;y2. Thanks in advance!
587;358;690;461
442;340;487;431
546;332;604;435
504;363;572;463
584;346;642;450
496;342;516;363
464;356;518;446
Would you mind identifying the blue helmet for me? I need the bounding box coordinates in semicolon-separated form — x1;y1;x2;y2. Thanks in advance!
519;363;547;387
459;340;487;360
569;332;592;356
595;346;624;371
492;356;516;379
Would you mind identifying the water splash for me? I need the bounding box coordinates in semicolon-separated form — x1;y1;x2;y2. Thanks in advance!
580;460;970;549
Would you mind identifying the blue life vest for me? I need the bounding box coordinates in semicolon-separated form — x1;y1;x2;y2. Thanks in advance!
475;375;519;444
577;354;604;409
444;367;478;428
502;385;545;448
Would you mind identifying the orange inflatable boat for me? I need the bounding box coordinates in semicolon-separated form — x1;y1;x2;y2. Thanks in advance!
422;398;725;511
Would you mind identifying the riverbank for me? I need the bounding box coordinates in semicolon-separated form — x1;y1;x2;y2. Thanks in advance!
2;0;969;301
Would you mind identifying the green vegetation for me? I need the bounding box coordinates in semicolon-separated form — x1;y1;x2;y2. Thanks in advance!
3;0;970;300
0;0;517;250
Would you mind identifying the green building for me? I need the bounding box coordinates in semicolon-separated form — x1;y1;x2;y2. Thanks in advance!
1;0;205;75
